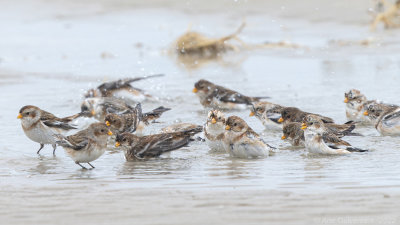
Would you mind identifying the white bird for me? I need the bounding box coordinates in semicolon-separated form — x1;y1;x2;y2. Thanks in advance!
302;116;367;155
204;110;226;152
223;116;275;158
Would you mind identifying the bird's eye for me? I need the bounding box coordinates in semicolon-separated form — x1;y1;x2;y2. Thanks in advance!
81;106;88;111
101;129;105;132
218;117;221;120
234;123;237;126
310;122;313;125
113;120;116;123
26;112;30;115
122;138;127;142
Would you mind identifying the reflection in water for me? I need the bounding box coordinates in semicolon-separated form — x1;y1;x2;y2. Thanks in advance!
28;155;61;175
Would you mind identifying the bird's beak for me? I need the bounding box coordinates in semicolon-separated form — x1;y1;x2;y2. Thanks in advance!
363;111;369;116
108;130;113;136
192;87;198;93
225;125;231;130
281;135;286;140
278;117;284;123
91;110;96;116
249;111;255;117
211;118;217;124
105;121;111;127
17;113;22;119
301;123;307;130
115;142;120;147
344;97;349;103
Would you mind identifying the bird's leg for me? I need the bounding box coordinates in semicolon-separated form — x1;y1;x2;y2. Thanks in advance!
87;162;95;169
76;162;87;170
52;144;57;155
37;144;45;154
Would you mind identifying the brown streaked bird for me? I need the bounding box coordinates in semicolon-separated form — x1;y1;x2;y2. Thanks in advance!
105;103;171;134
204;110;226;152
344;89;372;124
80;97;135;121
18;105;79;155
301;116;367;155
54;123;112;169
363;101;400;136
249;101;284;129
281;122;305;147
224;116;275;158
115;127;203;161
192;79;269;109
84;74;164;103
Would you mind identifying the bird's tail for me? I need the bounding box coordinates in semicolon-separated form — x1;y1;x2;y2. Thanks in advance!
183;126;203;136
345;147;368;152
142;106;171;124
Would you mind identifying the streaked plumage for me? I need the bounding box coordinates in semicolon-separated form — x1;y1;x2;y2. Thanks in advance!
302;116;367;155
204;110;226;152
223;116;275;158
80;97;135;121
115;127;202;161
84;74;164;103
344;89;371;124
364;101;400;136
192;79;269;109
55;123;112;169
249;101;283;129
18;105;79;155
105;103;170;134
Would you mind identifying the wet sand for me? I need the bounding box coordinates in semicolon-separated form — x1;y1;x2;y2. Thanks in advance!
1;0;400;224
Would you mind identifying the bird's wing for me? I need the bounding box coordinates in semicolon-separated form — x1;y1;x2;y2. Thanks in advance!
97;74;164;96
41;111;77;130
213;86;253;105
322;132;351;146
382;110;400;127
134;133;192;158
55;130;89;150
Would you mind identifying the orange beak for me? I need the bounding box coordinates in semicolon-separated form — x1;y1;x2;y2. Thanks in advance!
192;87;198;93
107;130;113;136
278;117;284;123
249;111;255;117
17;113;22;119
301;125;307;130
344;97;349;103
281;135;286;140
211;118;217;124
225;125;231;130
105;121;111;127
91;110;96;116
363;111;369;116
115;142;120;147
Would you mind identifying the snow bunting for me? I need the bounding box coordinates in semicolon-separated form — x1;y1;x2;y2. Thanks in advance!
344;89;372;124
224;116;275;158
54;123;112;169
204;110;226;152
249;101;284;129
80;97;135;121
104;103;170;134
278;107;334;124
84;74;164;103
363;102;400;136
192;79;269;110
18;105;79;155
115;127;202;161
301;115;367;155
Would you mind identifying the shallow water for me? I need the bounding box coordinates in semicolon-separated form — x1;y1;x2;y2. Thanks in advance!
1;0;400;224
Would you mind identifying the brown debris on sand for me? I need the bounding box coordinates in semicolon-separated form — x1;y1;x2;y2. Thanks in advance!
174;23;246;57
370;0;400;31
